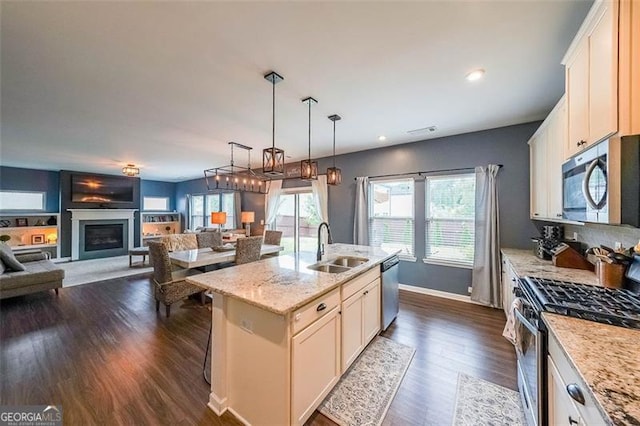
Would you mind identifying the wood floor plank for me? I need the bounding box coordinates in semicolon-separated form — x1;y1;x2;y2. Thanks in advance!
0;276;515;426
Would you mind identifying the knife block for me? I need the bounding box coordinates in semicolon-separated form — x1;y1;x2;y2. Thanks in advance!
552;246;595;271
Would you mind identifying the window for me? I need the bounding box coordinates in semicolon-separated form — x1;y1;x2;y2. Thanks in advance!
425;174;475;267
0;191;45;211
190;193;235;229
368;179;414;259
143;196;169;211
274;190;320;253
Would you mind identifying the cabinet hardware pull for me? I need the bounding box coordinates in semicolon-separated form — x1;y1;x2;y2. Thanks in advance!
557;214;562;217
576;141;581;147
566;383;585;405
568;416;579;425
316;303;327;312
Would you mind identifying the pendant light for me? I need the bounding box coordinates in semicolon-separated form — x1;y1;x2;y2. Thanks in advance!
262;71;285;176
300;97;318;181
326;114;342;185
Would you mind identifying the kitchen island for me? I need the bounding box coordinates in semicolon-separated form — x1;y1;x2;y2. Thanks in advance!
187;243;398;426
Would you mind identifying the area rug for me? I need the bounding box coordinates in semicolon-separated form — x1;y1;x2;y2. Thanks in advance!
58;255;153;287
317;336;415;426
451;374;525;426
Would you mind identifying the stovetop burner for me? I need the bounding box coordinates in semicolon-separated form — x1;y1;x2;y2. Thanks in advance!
522;277;640;329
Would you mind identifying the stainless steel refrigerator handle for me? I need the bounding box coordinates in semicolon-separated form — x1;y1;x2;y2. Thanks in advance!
582;158;607;210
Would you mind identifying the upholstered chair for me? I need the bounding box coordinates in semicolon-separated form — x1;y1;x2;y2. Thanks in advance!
196;231;223;249
147;241;204;317
159;234;198;252
263;230;283;245
235;236;263;265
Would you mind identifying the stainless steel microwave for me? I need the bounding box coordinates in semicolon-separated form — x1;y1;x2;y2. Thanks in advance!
562;136;639;226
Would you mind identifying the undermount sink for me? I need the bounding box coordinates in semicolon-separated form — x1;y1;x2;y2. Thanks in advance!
307;264;351;274
329;256;369;268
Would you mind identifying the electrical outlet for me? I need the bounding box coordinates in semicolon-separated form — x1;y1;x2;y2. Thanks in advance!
615;242;622;250
260;219;264;225
572;232;578;241
468;286;472;294
240;319;254;334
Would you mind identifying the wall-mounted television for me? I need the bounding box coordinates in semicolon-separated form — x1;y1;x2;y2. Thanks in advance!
71;174;135;204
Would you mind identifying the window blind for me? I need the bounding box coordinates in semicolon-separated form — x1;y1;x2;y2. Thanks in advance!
425;174;475;266
368;179;414;258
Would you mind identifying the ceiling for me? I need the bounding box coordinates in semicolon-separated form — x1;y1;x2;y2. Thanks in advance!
1;1;592;182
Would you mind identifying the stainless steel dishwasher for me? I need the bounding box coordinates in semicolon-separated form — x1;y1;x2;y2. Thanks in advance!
380;255;400;330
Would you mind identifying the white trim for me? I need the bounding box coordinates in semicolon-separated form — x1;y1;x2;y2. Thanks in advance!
207;394;228;417
68;209;137;260
561;0;606;65
398;255;417;262
399;283;485;305
422;258;473;269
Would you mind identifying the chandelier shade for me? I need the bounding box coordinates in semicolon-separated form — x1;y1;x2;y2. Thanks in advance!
122;164;139;177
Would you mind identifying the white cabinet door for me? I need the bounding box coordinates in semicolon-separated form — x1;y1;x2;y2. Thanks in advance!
363;278;381;344
530;133;548;219
588;0;618;145
547;97;567;220
341;290;364;372
291;306;341;426
548;356;583;426
567;37;590;157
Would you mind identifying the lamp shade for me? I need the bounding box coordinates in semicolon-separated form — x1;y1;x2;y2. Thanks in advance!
211;212;227;225
241;211;255;224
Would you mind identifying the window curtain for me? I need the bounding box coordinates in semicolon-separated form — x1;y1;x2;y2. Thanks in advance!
265;179;283;229
234;192;242;229
311;175;328;223
185;194;191;231
353;176;369;245
471;164;501;307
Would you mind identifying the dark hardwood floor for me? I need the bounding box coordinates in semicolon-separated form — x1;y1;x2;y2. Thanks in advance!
0;276;515;426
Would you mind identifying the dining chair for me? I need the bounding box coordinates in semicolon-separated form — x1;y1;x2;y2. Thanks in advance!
263;230;283;245
196;231;223;249
148;241;204;317
235;236;263;265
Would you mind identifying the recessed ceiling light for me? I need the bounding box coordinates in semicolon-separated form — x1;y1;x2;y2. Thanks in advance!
378;135;387;142
465;69;485;81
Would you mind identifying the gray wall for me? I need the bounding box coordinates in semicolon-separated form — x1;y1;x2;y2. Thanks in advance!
245;121;540;295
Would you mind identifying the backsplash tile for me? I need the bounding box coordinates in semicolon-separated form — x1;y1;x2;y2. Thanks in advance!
564;223;640;251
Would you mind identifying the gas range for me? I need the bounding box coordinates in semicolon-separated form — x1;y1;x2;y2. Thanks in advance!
521;277;640;329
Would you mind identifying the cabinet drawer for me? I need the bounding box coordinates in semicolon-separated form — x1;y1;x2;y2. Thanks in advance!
548;333;607;425
292;288;340;335
342;267;379;301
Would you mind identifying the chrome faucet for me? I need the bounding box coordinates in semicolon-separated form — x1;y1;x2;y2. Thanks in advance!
317;222;333;261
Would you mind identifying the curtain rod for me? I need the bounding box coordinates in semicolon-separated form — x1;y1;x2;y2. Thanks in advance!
354;164;503;181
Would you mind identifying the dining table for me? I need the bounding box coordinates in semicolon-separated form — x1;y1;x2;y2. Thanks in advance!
168;244;283;269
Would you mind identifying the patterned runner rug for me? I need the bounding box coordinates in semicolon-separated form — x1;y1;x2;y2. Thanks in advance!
318;336;415;426
451;374;525;426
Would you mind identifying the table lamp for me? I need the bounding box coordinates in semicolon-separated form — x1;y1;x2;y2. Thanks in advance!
241;211;255;237
211;212;227;232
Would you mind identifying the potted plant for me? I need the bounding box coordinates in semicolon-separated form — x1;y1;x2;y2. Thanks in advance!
0;235;11;244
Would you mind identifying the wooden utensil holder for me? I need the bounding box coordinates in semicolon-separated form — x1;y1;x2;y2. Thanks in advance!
595;261;626;289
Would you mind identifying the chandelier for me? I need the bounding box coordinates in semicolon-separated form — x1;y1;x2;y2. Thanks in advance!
122;164;139;177
262;71;286;176
327;114;342;185
204;142;270;194
300;97;318;181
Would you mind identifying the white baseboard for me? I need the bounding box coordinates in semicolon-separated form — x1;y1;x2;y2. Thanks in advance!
398;283;485;306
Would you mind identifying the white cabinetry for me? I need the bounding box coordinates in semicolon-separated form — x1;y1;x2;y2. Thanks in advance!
547;331;608;425
529;96;567;220
291;305;341;426
563;0;619;157
340;268;381;372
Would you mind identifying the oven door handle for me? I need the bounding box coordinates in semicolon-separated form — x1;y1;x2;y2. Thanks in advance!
514;307;538;335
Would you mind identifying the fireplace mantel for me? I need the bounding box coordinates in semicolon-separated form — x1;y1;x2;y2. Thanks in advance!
68;209;137;260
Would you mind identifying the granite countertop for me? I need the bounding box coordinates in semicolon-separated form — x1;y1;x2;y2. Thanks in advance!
543;313;640;425
186;243;399;315
501;248;599;286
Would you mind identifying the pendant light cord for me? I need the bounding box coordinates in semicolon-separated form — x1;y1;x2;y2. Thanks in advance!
272;79;276;150
308;100;312;161
332;120;336;168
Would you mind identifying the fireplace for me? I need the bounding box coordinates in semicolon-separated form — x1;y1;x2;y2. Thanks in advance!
69;209;137;261
84;224;124;252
